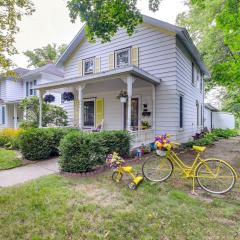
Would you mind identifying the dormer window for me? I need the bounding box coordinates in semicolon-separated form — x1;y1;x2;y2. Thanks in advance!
83;58;94;75
115;48;130;68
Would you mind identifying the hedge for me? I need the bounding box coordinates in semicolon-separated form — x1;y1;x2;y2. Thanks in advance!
19;128;78;160
59;130;131;173
185;128;238;147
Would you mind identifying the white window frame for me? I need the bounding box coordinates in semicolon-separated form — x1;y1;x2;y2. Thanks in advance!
26;80;37;97
83;98;96;128
115;47;131;68
83;58;95;75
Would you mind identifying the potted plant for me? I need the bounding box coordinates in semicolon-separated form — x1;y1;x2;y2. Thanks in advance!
44;94;55;103
117;90;128;103
141;121;151;130
155;134;172;156
62;92;74;101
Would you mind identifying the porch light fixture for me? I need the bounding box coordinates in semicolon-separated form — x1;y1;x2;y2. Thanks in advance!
117;90;128;103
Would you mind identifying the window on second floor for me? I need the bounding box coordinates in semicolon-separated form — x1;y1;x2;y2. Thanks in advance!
115;48;131;68
83;58;94;75
26;80;37;97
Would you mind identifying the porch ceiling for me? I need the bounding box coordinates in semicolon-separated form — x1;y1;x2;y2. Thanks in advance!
33;66;161;91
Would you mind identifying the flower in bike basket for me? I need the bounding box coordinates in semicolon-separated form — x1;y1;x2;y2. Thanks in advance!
106;152;126;169
155;134;172;151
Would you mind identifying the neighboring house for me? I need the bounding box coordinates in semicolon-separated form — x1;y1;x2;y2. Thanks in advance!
0;64;63;129
204;103;235;130
34;15;208;145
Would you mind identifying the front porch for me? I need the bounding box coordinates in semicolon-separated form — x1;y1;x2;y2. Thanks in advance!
35;66;160;147
3;102;23;129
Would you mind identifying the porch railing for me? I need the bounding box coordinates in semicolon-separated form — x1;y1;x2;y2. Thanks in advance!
131;129;155;148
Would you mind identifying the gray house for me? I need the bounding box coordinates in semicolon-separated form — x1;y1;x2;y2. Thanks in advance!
33;15;208;145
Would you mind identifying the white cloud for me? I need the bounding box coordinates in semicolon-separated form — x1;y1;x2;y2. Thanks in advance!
11;0;188;68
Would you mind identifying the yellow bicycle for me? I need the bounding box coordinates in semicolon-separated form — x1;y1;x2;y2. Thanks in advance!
142;141;237;194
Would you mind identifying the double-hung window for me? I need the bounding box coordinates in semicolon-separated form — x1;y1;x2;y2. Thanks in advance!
83;58;94;75
83;99;95;127
26;80;37;97
2;106;5;124
179;95;184;129
196;100;199;126
115;48;131;68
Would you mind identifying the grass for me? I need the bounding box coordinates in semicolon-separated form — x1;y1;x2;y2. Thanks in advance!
0;163;239;240
0;149;22;170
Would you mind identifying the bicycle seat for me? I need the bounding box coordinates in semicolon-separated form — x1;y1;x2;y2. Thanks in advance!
192;146;206;152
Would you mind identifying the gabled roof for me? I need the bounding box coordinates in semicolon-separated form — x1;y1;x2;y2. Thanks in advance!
22;63;64;78
56;15;209;75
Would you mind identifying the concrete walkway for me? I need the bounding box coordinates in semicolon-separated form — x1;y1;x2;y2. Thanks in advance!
0;158;59;187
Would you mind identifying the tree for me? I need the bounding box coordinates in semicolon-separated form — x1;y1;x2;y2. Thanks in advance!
0;0;34;75
177;0;240;89
23;43;67;67
19;96;68;128
67;0;162;42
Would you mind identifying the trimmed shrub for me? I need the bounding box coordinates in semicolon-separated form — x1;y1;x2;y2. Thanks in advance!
59;130;131;173
59;131;107;173
19;128;78;160
97;130;131;157
19;128;53;160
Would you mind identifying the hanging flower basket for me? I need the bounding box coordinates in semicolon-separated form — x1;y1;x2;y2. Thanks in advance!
44;94;55;103
62;92;74;101
117;90;128;103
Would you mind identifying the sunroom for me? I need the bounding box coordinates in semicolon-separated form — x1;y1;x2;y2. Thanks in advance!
35;66;161;147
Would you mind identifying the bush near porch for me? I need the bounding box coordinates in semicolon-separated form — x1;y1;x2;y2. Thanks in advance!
19;128;131;166
59;130;131;173
19;128;78;160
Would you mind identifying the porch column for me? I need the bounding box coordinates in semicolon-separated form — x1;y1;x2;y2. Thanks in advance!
78;84;86;129
39;90;45;128
13;104;17;129
152;84;156;134
73;87;79;127
127;75;134;131
5;105;8;128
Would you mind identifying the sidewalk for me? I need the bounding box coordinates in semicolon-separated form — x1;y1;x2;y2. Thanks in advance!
0;158;59;187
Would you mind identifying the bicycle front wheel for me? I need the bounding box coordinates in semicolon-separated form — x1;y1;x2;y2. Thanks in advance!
142;155;173;182
196;159;236;194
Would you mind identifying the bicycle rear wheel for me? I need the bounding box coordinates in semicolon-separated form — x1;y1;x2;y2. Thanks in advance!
142;155;173;182
196;159;236;194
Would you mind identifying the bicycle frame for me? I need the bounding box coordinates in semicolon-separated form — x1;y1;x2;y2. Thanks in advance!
164;149;237;193
167;150;203;178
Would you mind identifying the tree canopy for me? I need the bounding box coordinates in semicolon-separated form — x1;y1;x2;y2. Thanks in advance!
0;0;34;75
67;0;162;42
177;0;240;89
23;43;67;67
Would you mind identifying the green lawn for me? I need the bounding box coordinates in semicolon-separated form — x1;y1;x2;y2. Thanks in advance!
0;164;239;240
0;149;22;170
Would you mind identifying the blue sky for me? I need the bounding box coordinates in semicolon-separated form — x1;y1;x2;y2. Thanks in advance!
11;0;188;68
